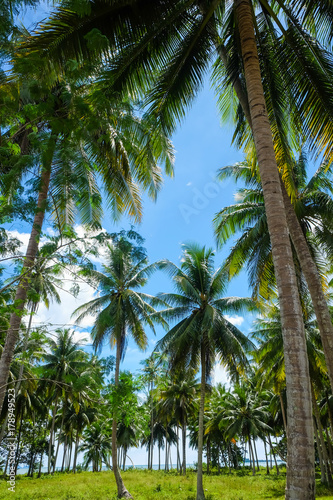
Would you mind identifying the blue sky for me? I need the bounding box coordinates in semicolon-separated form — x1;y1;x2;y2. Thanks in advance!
9;3;261;466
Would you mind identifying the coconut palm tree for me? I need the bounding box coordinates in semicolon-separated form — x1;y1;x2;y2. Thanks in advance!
224;385;271;476
0;68;174;415
158;369;199;475
155;243;254;499
41;328;88;474
80;421;112;472
72;231;167;498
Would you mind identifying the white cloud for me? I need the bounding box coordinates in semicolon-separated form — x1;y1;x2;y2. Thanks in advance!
224;314;244;327
7;230;30;255
186;181;192;186
213;363;231;387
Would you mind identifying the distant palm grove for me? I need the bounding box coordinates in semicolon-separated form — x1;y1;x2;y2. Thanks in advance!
1;1;333;499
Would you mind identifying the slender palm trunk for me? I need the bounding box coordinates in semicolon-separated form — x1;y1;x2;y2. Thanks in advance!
53;411;65;474
253;438;259;471
281;181;333;393
38;451;43;478
279;393;287;435
112;337;132;499
248;438;256;476
236;1;315;497
73;433;80;474
164;429;168;471
311;385;333;486
150;381;154;470
264;438;270;475
61;436;67;472
0;135;57;414
176;425;180;472
48;392;59;474
196;343;206;500
182;421;186;475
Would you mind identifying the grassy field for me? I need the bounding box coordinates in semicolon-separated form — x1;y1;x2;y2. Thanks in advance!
0;468;333;500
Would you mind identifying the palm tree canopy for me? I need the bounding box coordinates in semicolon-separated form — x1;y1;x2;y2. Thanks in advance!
213;158;333;300
155;243;255;381
22;0;333;167
72;232;167;358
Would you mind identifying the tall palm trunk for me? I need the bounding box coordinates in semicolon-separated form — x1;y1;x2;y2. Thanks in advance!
112;336;132;499
281;181;333;392
0;135;57;414
182;420;186;475
48;392;59;474
236;1;315;498
196;342;206;500
150;381;154;470
73;432;80;474
311;384;333;486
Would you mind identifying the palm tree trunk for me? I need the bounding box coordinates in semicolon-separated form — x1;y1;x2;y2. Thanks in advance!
53;410;65;474
311;385;333;486
268;435;280;475
279;392;287;435
218;19;333;404
0;135;57;415
248;438;256;476
253;437;259;471
281;181;333;393
314;417;326;483
73;433;80;474
182;421;186;475
67;440;73;472
196;343;206;500
150;381;154;470
236;1;315;497
158;443;160;470
61;436;67;472
38;451;43;478
48;392;59;474
14;408;24;474
112;336;132;498
176;425;180;472
165;429;168;472
264;438;270;475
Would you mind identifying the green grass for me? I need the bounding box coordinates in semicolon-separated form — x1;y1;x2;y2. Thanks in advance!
0;469;332;500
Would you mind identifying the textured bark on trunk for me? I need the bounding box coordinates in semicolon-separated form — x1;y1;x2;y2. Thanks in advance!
112;337;132;498
236;1;315;498
281;181;333;393
0;135;57;414
182;421;186;475
196;343;206;500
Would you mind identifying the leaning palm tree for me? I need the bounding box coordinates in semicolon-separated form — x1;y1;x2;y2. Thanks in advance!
155;243;254;500
72;231;167;499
